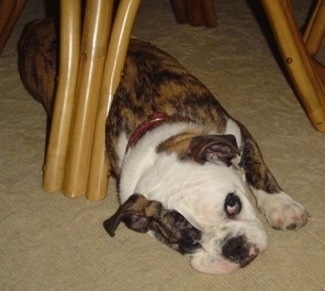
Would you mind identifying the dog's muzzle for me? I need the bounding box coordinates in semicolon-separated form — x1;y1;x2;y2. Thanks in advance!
189;220;268;274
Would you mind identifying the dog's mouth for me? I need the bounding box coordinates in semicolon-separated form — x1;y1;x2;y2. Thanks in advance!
239;253;258;268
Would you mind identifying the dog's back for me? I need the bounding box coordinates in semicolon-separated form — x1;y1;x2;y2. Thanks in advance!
18;17;57;115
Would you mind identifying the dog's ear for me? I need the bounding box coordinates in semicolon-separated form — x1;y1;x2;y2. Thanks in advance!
189;134;240;166
104;194;202;254
158;133;239;166
103;194;162;237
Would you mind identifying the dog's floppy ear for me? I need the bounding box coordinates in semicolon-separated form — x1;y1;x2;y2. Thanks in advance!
189;134;240;166
104;194;202;254
103;194;162;237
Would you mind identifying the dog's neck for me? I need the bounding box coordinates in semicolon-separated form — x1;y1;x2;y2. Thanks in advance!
126;113;168;152
126;113;193;152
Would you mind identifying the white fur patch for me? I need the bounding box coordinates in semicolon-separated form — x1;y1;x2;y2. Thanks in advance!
116;132;128;169
225;118;242;148
119;122;194;202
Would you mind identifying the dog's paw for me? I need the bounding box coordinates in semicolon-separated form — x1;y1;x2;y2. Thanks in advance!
255;191;309;230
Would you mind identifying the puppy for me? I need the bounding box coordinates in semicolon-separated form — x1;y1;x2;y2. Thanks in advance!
19;18;308;274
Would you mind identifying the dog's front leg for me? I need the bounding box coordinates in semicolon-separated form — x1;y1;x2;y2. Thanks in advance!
237;123;308;230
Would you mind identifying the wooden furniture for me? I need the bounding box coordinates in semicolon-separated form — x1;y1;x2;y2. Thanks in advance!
170;0;325;130
261;0;325;132
170;0;217;27
3;0;324;201
0;0;216;201
43;0;141;200
0;0;27;53
49;0;323;201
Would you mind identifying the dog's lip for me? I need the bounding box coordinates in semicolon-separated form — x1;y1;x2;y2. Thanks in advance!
239;246;260;267
239;254;258;268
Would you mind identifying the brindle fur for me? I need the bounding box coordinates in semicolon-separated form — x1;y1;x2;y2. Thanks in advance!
106;38;281;193
106;40;228;177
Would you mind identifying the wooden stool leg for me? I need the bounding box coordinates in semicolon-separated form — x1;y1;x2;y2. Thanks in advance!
87;0;142;200
43;0;81;192
303;0;325;56
170;0;188;24
0;0;27;53
201;0;217;27
261;0;325;132
0;1;16;37
187;0;203;26
63;0;113;198
170;0;217;27
303;0;325;82
312;59;325;82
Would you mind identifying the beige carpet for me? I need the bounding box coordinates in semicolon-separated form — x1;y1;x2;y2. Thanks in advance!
1;0;324;290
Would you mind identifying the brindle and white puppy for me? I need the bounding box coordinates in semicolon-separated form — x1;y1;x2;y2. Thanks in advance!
19;18;308;275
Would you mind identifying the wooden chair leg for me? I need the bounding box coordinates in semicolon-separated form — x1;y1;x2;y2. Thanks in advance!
43;0;81;192
261;0;325;132
87;0;142;200
170;0;188;24
0;1;16;37
187;0;203;26
170;0;217;27
63;0;113;198
312;59;325;82
0;0;27;53
44;0;141;200
202;0;217;27
303;0;325;56
303;0;325;82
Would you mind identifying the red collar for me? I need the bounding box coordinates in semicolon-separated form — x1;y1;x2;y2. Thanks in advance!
126;113;168;152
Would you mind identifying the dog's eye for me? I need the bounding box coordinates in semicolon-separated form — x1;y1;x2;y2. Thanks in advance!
224;193;241;218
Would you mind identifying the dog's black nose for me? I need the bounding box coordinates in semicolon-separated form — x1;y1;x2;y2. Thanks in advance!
222;236;249;262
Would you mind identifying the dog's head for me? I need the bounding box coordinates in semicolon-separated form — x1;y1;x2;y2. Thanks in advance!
108;129;268;274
